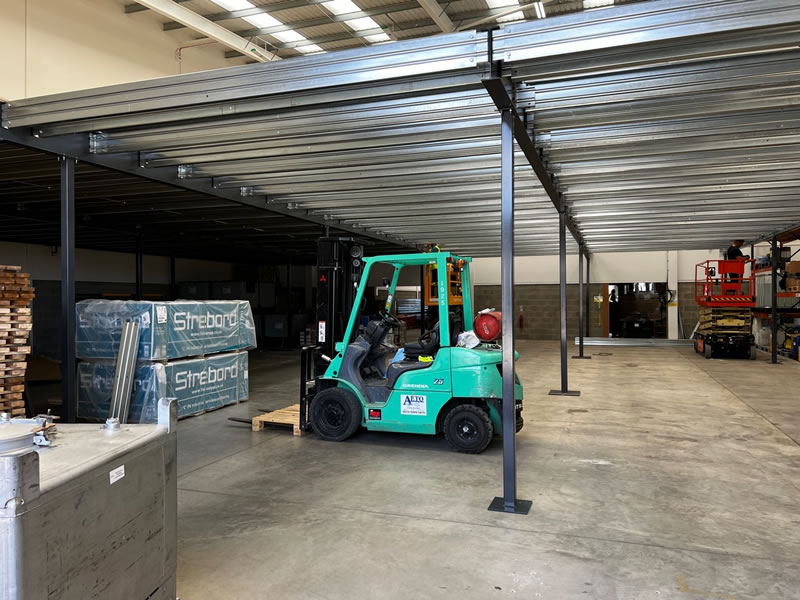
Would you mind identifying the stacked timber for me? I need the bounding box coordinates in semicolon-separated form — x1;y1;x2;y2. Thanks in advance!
698;306;752;334
0;266;33;416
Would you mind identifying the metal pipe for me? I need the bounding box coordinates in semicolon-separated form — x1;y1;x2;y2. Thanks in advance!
771;234;779;364
60;156;77;423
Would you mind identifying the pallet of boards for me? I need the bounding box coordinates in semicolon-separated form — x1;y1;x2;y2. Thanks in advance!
698;307;752;333
0;265;34;416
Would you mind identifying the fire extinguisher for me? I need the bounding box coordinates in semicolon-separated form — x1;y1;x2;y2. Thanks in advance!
518;305;524;329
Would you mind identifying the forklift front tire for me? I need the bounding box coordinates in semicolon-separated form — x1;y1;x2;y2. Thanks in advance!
311;387;362;442
443;404;493;454
703;343;712;359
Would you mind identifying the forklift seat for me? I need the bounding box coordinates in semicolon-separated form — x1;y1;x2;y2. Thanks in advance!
403;322;440;360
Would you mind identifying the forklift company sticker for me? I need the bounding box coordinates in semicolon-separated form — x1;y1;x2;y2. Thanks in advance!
400;394;427;416
318;321;326;343
109;465;125;485
156;305;168;324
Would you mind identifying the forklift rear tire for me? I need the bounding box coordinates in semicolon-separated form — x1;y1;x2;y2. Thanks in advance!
749;345;758;360
311;387;362;442
703;343;712;359
443;404;493;454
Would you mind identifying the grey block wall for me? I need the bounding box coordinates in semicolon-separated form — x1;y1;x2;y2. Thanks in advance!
473;284;604;340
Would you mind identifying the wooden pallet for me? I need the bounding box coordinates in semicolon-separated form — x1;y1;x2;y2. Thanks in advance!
252;403;302;436
0;267;32;398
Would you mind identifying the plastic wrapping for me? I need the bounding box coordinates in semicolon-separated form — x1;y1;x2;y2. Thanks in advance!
77;351;249;422
76;300;257;360
238;351;249;402
238;301;258;351
78;360;165;423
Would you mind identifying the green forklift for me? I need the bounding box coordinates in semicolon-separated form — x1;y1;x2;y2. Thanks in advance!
302;251;523;453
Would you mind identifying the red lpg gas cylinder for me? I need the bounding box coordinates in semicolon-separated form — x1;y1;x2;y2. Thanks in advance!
474;311;502;342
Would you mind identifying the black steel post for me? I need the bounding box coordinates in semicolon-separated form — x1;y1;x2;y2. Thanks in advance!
488;104;530;516
550;211;580;396
135;234;143;300
585;254;591;338
60;156;77;423
573;246;591;359
771;235;779;364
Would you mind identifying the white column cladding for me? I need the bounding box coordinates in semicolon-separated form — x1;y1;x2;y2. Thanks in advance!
667;250;679;340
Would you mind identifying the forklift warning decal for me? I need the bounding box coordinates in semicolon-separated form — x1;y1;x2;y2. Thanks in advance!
400;394;427;416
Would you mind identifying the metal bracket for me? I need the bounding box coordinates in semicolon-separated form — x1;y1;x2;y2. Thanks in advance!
88;132;109;153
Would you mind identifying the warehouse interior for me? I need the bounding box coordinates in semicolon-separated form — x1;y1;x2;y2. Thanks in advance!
1;0;800;598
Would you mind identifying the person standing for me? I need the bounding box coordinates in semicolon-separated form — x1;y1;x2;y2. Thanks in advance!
724;239;748;289
725;239;745;261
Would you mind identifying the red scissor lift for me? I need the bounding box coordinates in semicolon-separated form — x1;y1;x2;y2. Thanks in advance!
694;259;757;359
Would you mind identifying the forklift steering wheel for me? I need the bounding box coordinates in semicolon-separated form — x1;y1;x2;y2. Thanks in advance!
379;310;402;328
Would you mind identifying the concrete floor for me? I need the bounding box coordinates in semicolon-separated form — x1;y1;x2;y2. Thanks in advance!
175;342;800;599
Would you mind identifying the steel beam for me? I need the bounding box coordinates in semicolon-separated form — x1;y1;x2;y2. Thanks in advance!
416;0;454;33
126;0;189;12
488;104;530;516
60;156;77;423
482;77;587;253
133;0;277;62
573;245;590;360
0;128;407;249
550;210;580;397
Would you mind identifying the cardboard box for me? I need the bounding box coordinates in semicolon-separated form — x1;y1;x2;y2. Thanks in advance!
785;261;800;274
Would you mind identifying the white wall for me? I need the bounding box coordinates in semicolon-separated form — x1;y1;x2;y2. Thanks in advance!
0;240;233;283
0;0;247;100
472;249;725;285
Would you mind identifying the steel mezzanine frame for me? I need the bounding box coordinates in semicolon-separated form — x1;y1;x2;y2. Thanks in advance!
3;0;800;508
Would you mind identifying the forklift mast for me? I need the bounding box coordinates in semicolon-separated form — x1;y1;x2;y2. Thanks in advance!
316;237;364;360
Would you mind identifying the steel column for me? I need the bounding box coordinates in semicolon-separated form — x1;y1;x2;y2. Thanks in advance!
585;254;591;338
771;235;779;364
550;211;580;396
573;246;591;360
135;234;144;300
60;156;77;423
488;104;530;516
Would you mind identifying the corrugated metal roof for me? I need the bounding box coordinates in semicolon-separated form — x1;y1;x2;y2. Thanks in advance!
123;0;654;62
